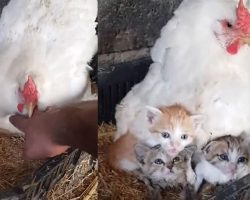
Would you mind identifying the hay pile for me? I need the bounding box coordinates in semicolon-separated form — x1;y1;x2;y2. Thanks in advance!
0;134;42;191
98;124;216;200
46;153;97;200
98;124;180;199
0;133;98;200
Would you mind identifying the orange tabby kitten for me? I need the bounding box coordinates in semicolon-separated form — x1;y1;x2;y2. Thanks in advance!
109;104;205;172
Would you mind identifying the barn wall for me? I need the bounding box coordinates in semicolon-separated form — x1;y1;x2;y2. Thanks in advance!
98;0;182;58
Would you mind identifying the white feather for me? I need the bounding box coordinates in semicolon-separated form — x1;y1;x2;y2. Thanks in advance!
0;0;97;134
115;0;250;145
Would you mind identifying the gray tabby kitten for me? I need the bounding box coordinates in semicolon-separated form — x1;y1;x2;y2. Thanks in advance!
194;135;250;192
134;144;196;199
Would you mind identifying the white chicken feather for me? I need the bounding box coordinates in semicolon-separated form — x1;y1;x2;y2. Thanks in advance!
0;0;97;134
115;0;250;145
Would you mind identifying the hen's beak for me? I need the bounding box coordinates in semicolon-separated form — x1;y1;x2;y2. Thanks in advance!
25;102;36;118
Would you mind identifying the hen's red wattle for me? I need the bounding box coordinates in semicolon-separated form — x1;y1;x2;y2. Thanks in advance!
21;76;38;104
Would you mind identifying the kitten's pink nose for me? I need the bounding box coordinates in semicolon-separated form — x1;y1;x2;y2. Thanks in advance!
168;148;177;156
174;142;180;147
229;163;237;174
169;148;177;153
163;168;171;175
167;164;173;170
170;141;180;148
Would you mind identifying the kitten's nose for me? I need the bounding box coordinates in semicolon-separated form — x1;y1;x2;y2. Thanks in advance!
229;163;237;174
174;142;180;147
163;168;171;175
168;148;178;157
169;148;177;153
167;164;173;170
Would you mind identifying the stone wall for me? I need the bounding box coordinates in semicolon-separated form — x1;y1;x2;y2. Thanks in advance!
98;0;182;54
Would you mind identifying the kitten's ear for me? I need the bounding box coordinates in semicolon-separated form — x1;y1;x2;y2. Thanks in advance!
202;140;216;154
134;143;150;163
202;139;227;160
239;132;250;154
145;106;162;125
190;114;207;130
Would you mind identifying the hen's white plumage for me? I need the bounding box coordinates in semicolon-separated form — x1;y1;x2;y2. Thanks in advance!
0;0;97;133
115;0;250;144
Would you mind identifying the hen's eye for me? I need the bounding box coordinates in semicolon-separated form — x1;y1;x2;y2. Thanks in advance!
181;134;188;140
173;157;180;163
226;21;233;28
154;158;165;165
218;154;229;161
238;157;248;164
161;132;170;138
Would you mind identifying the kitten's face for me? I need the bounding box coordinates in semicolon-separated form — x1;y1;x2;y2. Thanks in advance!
203;136;250;180
135;144;195;183
146;105;203;157
139;145;172;181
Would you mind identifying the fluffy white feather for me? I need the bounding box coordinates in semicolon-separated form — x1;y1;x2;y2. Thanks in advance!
0;0;97;134
115;0;250;145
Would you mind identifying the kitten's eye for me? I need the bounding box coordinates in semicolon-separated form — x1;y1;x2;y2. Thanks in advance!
238;157;248;164
161;132;170;138
173;157;180;163
218;154;229;161
181;134;188;140
154;158;165;165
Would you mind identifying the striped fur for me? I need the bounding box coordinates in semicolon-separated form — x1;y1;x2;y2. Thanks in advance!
194;135;250;191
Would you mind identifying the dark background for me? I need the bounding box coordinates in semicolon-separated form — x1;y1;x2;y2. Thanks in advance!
0;0;9;13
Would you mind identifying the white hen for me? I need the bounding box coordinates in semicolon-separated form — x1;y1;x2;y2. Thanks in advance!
115;0;250;145
0;0;97;134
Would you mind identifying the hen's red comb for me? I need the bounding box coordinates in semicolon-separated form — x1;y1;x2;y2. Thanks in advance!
21;76;38;103
235;0;250;34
